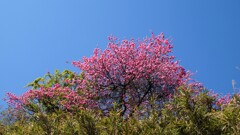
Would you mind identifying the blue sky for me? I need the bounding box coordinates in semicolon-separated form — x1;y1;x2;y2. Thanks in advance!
0;0;240;107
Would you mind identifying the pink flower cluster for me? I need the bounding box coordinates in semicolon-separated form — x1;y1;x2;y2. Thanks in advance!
6;83;96;112
215;94;231;107
6;33;200;116
73;33;192;115
208;90;240;108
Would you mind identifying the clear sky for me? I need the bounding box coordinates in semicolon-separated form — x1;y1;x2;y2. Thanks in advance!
1;0;240;107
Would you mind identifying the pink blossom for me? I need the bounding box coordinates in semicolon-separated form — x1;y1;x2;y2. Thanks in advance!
6;79;97;112
73;33;193;116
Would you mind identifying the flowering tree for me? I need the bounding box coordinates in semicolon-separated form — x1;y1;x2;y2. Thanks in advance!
4;34;240;134
6;33;193;117
73;33;191;116
6;70;97;115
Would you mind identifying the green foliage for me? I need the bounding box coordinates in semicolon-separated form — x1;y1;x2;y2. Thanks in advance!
3;70;240;134
26;70;77;90
2;86;240;134
213;95;240;134
0;110;97;135
159;87;222;134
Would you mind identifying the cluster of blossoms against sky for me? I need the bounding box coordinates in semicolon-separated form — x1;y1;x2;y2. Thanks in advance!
72;33;191;115
9;33;233;116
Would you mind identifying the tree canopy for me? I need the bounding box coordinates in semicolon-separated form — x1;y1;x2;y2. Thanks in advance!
2;33;240;134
